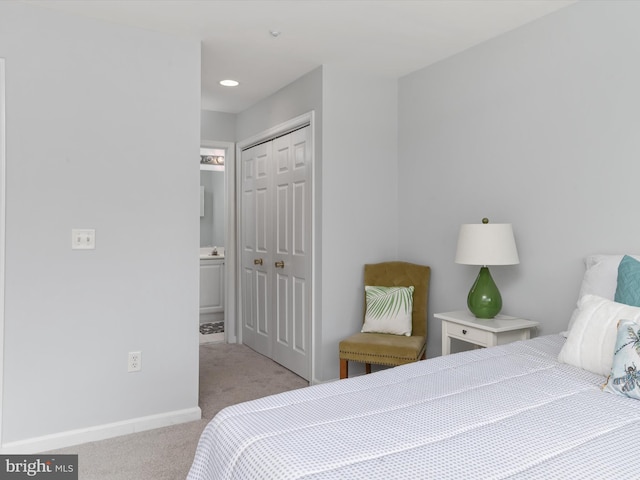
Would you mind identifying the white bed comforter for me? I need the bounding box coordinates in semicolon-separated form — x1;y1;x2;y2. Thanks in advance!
188;336;640;479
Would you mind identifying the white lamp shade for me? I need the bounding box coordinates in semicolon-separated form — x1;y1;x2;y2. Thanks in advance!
455;223;519;266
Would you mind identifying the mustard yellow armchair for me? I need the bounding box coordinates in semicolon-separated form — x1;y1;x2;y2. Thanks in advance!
338;261;431;379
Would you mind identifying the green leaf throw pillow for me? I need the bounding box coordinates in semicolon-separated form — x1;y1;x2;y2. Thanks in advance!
361;286;414;336
615;255;640;307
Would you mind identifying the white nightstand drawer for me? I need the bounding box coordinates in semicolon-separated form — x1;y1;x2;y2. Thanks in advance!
436;310;540;356
445;323;491;345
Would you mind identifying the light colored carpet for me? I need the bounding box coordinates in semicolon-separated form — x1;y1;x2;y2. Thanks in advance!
49;343;308;479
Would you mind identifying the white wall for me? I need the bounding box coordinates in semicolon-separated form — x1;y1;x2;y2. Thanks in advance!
236;66;398;382
398;0;640;358
236;67;324;380
236;67;323;141
0;2;201;447
319;66;398;380
201;110;236;143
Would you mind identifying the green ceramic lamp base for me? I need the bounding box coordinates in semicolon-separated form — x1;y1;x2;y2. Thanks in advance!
467;266;502;319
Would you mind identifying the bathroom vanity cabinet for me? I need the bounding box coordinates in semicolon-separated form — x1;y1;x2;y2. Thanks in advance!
199;257;225;323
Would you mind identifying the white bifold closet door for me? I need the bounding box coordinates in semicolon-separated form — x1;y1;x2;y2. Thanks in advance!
240;125;311;380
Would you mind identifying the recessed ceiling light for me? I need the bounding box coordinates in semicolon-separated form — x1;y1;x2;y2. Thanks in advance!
219;79;239;87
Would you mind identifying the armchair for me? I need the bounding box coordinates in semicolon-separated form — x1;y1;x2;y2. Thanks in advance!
338;261;430;379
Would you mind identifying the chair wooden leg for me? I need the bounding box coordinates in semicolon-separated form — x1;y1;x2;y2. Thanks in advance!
365;363;371;374
420;352;426;360
340;359;348;379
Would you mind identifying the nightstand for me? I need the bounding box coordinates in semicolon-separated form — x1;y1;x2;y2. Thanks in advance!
435;310;539;355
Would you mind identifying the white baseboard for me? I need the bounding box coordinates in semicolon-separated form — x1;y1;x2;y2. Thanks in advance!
0;406;202;454
200;332;224;344
311;376;341;385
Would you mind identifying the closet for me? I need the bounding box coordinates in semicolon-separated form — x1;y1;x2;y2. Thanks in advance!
240;125;312;380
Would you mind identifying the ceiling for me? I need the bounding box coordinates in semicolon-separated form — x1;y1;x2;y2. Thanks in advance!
25;0;576;114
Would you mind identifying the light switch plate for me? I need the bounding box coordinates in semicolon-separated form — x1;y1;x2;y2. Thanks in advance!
71;229;95;249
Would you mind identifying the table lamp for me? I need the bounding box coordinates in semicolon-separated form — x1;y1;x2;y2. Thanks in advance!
454;218;519;319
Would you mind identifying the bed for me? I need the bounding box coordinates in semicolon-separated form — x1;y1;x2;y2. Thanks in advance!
188;254;640;479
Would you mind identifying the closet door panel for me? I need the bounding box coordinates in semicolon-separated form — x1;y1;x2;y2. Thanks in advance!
256;270;269;335
272;127;311;379
273;135;293;355
241;267;254;331
275;184;289;255
276;272;289;344
255;187;269;254
241;142;272;358
293;181;306;256
293;276;306;353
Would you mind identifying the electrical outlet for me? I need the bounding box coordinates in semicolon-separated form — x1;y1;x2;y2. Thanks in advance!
128;351;141;373
71;229;96;249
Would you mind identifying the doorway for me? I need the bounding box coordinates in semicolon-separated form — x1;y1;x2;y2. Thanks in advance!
199;140;236;344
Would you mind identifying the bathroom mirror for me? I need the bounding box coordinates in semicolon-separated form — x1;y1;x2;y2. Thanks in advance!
200;147;225;248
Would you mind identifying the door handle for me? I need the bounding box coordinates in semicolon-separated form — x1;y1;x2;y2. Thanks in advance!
275;260;285;268
254;258;263;265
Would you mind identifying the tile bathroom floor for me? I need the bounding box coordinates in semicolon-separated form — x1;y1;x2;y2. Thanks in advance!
200;321;224;344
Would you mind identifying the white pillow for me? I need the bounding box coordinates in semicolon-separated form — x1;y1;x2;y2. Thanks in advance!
578;255;640;299
564;254;640;334
361;286;414;336
558;294;640;376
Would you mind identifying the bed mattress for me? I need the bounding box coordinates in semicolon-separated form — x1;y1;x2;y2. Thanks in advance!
188;335;640;479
